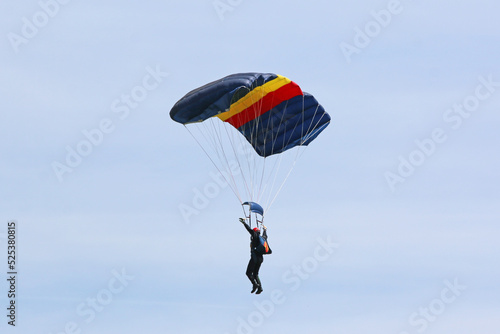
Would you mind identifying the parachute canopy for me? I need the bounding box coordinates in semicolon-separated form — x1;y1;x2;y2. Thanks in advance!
170;72;330;157
170;72;331;212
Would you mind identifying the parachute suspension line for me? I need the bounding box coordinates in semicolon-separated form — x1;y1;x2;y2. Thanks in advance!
183;123;243;204
253;83;285;209
248;101;260;201
256;155;267;205
241;205;250;228
266;95;311;212
193;119;219;158
254;100;267;204
228;87;258;202
239;82;266;203
207;118;239;192
215;116;259;204
221;112;253;201
302;100;324;144
256;212;264;230
251;82;267;202
260;95;289;212
295;100;329;161
253;106;263;201
267;130;303;211
269;96;330;209
267;164;294;210
204;118;243;203
263;152;286;211
260;97;288;211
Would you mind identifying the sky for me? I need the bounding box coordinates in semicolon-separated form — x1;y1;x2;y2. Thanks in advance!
1;0;499;333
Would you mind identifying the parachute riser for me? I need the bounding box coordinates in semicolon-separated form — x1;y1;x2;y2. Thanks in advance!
242;201;264;230
246;213;264;230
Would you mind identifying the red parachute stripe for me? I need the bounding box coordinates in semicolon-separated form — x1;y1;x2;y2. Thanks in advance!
225;82;302;129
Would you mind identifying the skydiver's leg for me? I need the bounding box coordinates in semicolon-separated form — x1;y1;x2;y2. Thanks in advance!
252;253;263;277
253;254;264;294
246;257;255;283
247;252;260;293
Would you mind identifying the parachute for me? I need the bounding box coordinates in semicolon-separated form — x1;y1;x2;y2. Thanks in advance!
170;72;330;215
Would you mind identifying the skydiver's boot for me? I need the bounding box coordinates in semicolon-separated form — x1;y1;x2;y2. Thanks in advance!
255;276;263;294
247;274;258;293
251;280;259;293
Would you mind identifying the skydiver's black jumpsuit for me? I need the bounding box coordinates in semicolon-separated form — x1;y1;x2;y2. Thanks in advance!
242;221;267;289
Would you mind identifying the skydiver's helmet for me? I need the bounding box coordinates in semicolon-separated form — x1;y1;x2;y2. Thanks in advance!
253;227;260;233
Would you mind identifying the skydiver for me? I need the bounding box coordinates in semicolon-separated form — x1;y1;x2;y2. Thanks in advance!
239;217;268;294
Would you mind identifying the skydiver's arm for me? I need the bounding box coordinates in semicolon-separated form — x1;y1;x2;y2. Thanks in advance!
240;218;253;234
243;223;252;234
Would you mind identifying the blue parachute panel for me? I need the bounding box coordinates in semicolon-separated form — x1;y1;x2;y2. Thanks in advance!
169;73;277;124
238;93;330;157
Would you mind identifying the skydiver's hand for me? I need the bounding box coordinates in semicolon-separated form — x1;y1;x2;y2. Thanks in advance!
239;218;245;223
262;225;267;230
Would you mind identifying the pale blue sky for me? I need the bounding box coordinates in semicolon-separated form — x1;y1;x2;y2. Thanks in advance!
1;1;499;333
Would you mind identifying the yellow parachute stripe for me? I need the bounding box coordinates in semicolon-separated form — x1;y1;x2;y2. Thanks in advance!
216;75;291;121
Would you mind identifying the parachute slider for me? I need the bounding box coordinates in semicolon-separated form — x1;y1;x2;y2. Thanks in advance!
242;201;264;216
